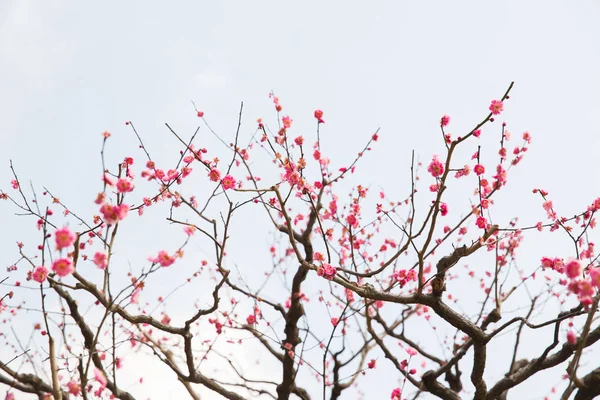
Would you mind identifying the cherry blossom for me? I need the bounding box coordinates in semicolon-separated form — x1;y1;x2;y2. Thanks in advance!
55;226;76;250
52;258;74;277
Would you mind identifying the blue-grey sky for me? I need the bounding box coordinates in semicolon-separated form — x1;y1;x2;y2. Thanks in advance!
1;1;600;399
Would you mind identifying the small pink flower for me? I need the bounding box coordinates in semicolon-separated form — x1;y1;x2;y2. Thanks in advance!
454;165;471;178
314;110;325;123
427;156;445;178
566;331;577;345
94;368;107;389
94;192;106;204
282;115;293;129
541;257;554;269
439;203;448;216
489;100;504;115
317;263;337;280
473;129;482;138
440;115;450;127
367;359;376;369
346;213;359;228
589;267;600;288
221;175;237;190
67;380;81;396
391;388;402;400
197;111;204;117
345;288;355;302
150;250;176;267
11;179;19;189
565;259;582;279
208;168;221;182
331;317;339;327
55;227;76;250
93;252;108;269
99;203;130;225
476;216;487;229
473;164;485;176
246;314;256;325
131;287;141;304
32;266;49;283
116;178;135;193
103;174;115;186
52;258;74;277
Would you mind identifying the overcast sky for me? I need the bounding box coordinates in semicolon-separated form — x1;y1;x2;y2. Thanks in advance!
1;1;600;399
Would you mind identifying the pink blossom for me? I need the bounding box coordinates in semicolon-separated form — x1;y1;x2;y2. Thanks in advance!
345;288;355;302
541;257;554;269
94;192;106;204
93;252;108;269
149;250;176;267
440;115;450;127
589;267;600;288
314;109;325;123
52;258;74;277
208;168;221;182
391;388;402;400
11;179;19;189
492;165;507;189
367;359;376;369
282;115;293;129
474;164;485;176
331;317;339;327
94;368;107;389
346;213;359;228
246;314;256;325
439;203;448;216
406;347;417;356
566;331;577;345
427;156;445;178
476;216;488;229
131;287;141;304
99;203;130;225
67;380;81;396
55;227;76;250
565;259;582;279
454;165;470;178
317;263;337;280
103;173;115;186
489;100;504;115
32;266;49;283
116;178;135;193
221;175;237;190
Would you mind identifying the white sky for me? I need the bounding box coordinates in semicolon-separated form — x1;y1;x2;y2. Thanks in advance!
1;1;600;399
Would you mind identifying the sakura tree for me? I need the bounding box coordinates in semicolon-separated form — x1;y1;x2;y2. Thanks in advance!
1;82;600;400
